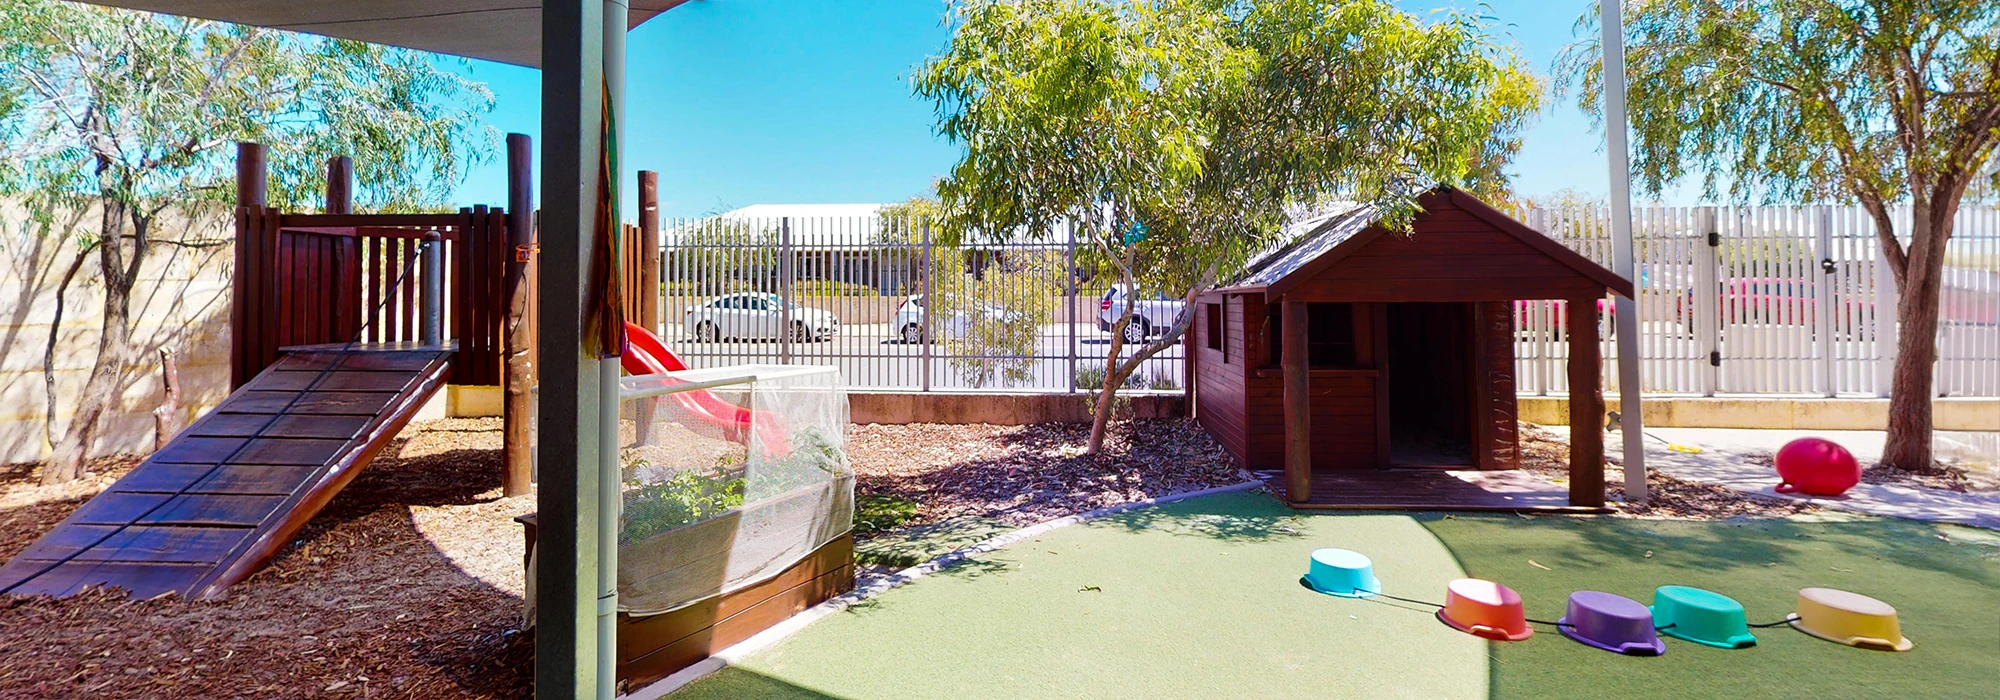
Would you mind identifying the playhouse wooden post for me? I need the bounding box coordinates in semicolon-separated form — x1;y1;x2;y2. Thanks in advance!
231;142;268;391
325;156;353;214
1282;299;1311;503
503;134;535;497
1566;298;1606;507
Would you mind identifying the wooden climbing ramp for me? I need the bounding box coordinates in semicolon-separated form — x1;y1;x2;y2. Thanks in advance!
0;346;450;600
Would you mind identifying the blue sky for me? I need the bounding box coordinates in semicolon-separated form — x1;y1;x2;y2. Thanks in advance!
448;0;1696;219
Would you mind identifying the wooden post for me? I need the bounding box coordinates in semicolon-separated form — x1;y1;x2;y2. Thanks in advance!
1282;299;1311;503
237;142;267;208
324;156;353;214
638;170;660;333
231;142;268;390
503;133;534;497
1567;298;1606;507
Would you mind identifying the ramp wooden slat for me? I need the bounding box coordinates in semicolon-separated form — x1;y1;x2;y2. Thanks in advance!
0;347;450;600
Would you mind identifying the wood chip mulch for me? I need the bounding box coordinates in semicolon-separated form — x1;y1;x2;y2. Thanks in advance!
1;417;1245;699
1517;423;1818;520
847;419;1248;534
0;418;535;700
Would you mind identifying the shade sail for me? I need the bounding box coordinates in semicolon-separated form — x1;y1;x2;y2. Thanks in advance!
70;0;692;67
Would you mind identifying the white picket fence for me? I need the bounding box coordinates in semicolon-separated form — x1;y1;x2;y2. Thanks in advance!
1517;205;2000;398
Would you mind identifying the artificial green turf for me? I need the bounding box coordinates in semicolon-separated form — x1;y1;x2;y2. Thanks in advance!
853;515;1016;570
673;491;1487;699
1419;513;2000;699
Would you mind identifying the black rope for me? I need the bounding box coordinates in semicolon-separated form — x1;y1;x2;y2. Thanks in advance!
1;243;439;597
1748;618;1797;628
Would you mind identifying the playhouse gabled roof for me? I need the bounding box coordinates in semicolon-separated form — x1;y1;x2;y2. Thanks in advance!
1220;187;1634;299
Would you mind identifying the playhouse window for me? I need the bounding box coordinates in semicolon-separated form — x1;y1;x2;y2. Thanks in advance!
1205;303;1223;355
1267;302;1357;367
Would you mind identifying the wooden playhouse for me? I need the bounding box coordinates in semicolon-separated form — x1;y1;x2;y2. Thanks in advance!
1186;187;1632;511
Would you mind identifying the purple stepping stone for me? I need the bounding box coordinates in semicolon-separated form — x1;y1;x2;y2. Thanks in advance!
1559;591;1666;656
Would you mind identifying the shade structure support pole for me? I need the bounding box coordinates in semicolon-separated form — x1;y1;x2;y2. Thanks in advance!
536;0;607;697
1600;0;1647;503
1281;299;1310;503
595;1;628;697
1568;297;1607;507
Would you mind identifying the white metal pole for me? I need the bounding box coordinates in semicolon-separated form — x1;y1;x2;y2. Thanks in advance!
596;1;627;697
1601;1;1647;503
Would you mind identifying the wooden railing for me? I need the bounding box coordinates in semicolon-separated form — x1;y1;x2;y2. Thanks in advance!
231;207;509;388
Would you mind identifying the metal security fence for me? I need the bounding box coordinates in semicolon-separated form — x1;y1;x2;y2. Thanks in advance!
1517;204;2000;398
635;205;1999;398
647;214;1184;393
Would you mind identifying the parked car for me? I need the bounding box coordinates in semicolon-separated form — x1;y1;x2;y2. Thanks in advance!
682;292;839;342
891;294;1010;344
1097;284;1186;344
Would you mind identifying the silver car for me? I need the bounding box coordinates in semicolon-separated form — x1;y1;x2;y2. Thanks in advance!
683;293;839;342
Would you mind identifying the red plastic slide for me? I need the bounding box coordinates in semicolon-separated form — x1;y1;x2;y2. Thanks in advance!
621;322;788;451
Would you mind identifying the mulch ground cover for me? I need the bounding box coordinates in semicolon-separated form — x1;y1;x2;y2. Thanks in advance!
0;417;1247;699
0;418;533;700
1517;423;1819;519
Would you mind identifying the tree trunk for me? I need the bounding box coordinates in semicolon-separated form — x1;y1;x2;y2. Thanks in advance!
44;199;140;484
45;289;135;483
1879;209;1953;473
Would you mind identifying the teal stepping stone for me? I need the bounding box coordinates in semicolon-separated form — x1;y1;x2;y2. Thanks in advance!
1650;585;1757;649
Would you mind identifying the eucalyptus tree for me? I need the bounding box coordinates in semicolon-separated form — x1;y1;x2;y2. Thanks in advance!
916;0;1539;453
0;0;493;482
1559;0;2000;472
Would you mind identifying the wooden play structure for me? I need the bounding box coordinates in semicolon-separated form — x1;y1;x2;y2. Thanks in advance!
0;140;536;599
1188;187;1632;511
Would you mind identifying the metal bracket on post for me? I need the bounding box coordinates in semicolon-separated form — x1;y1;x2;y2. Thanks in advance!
421;231;443;347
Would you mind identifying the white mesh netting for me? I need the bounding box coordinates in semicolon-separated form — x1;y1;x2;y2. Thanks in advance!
614;365;852;617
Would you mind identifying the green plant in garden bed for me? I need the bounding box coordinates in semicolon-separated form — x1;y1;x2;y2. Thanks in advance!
620;463;746;544
621;427;852;543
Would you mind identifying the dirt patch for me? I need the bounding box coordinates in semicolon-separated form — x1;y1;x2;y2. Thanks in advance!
1518;423;1818;520
0;418;533;700
848;419;1248;534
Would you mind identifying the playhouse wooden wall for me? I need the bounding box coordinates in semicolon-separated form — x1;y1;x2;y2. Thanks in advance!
1193;295;1380;471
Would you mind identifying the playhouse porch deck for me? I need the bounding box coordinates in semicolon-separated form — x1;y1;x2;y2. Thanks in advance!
1253;469;1608;513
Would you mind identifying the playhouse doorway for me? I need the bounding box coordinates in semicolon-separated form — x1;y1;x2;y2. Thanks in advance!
1386;302;1475;467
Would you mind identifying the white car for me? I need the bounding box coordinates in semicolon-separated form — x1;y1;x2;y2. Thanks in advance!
1097;284;1185;344
890;294;1010;344
683;293;839;342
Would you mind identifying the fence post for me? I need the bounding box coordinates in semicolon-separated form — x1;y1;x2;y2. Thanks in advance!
1694;207;1721;396
779;217;793;365
1066;219;1078;394
1813;206;1837;397
920;221;933;392
421;231;443;347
